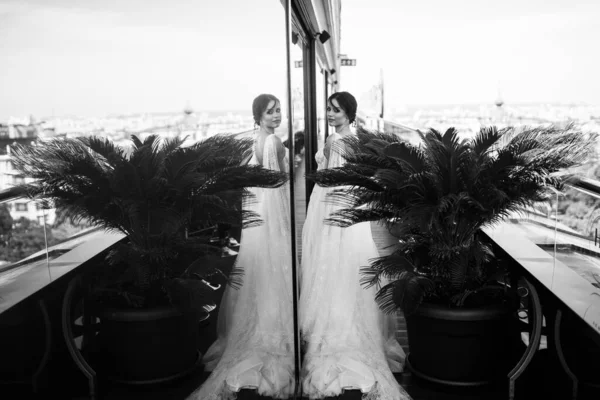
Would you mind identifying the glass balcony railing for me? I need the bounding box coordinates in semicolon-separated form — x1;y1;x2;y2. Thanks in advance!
0;183;125;315
484;175;600;336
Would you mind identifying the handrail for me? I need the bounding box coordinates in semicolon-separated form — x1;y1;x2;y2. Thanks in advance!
0;185;28;203
357;115;421;134
382;118;420;133
0;225;104;274
0;230;125;316
564;175;600;200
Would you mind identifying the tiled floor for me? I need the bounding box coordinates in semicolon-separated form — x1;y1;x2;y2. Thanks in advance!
16;302;581;400
58;347;598;400
9;290;600;399
59;367;514;400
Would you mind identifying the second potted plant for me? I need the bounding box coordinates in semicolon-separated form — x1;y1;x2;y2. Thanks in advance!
311;124;597;385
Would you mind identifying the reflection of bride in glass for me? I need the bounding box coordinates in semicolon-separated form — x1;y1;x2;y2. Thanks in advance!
187;94;295;399
300;91;411;399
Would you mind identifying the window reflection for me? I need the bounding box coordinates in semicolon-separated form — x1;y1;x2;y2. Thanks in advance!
316;68;327;152
290;28;307;264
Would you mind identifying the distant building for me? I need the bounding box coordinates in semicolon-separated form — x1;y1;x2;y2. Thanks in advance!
0;123;38;155
492;92;507;125
0;121;56;226
179;105;202;141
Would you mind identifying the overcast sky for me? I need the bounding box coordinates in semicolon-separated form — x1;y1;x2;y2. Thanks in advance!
341;0;600;108
1;0;598;119
0;0;287;119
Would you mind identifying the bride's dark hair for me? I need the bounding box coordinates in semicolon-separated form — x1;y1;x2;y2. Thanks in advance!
252;94;280;126
328;91;357;124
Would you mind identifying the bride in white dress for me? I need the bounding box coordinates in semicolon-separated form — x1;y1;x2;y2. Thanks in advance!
299;92;411;399
187;94;295;400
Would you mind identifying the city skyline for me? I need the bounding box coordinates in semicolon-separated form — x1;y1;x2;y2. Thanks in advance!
3;100;598;122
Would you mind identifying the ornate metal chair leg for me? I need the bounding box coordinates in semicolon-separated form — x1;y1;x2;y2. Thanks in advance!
62;276;98;400
554;308;578;400
31;299;52;393
508;277;543;400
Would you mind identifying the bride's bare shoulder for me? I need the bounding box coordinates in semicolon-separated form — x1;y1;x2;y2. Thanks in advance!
268;134;286;160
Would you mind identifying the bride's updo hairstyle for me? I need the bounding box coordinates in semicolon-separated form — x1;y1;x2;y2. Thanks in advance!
252;94;280;126
328;91;357;124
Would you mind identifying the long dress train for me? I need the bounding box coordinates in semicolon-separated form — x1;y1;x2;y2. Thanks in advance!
187;134;295;400
299;132;411;400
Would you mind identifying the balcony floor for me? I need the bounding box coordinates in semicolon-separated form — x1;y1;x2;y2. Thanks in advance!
9;321;597;400
56;356;596;400
52;356;578;400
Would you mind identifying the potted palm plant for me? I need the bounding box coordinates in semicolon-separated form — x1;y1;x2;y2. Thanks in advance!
10;133;287;383
311;124;597;385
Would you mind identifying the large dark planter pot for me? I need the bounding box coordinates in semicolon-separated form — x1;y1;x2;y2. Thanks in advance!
560;310;600;387
405;302;516;386
97;306;201;384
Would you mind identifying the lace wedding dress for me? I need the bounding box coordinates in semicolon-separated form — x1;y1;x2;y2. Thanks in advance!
187;134;295;400
299;132;411;400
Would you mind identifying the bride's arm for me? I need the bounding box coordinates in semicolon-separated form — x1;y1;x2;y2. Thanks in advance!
324;135;334;161
273;135;287;172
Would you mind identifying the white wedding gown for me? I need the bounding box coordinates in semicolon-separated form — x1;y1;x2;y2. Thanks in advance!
299;132;411;399
187;134;295;400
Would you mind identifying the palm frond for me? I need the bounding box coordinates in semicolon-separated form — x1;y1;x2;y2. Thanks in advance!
10;133;285;312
